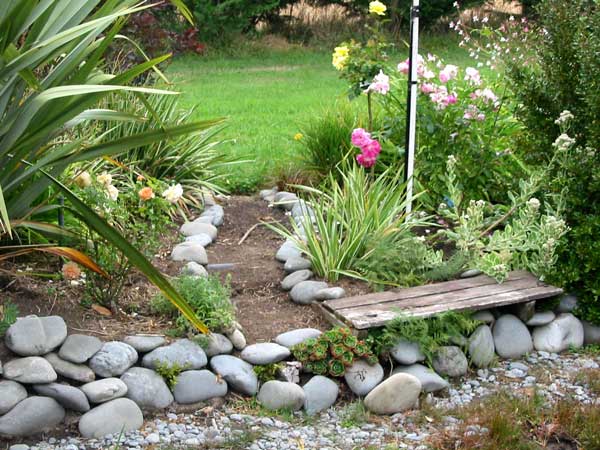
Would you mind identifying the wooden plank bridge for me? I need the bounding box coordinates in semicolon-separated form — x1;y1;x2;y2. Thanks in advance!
316;270;563;331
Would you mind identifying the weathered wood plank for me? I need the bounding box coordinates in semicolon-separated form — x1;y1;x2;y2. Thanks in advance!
323;270;532;311
318;271;563;331
335;276;544;316
346;285;563;329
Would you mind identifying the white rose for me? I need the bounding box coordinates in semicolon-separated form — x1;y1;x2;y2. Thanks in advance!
97;171;112;186
75;171;92;188
106;184;119;201
163;183;183;204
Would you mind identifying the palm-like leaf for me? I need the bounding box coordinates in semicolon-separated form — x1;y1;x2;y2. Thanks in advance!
0;0;212;334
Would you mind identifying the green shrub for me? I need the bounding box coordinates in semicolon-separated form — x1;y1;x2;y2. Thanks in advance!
253;363;283;384
0;301;18;337
292;327;378;377
152;275;235;333
183;0;293;42
505;0;600;323
369;311;480;363
155;361;189;389
298;104;367;180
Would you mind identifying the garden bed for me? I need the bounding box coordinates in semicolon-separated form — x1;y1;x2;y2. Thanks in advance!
1;195;371;353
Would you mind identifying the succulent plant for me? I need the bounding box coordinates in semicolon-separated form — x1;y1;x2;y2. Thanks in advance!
343;335;358;349
340;350;354;366
313;360;328;375
328;359;346;377
291;326;379;377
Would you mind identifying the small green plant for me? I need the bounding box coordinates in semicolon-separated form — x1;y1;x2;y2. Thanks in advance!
269;164;428;282
151;275;235;334
154;361;189;390
340;400;370;428
371;311;481;363
0;301;18;337
253;363;283;384
292;327;378;377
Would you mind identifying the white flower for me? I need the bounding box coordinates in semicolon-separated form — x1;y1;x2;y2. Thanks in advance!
97;171;112;186
447;154;457;165
106;184;119;201
74;171;92;188
554;110;574;125
552;133;576;151
527;198;540;210
163;183;183;204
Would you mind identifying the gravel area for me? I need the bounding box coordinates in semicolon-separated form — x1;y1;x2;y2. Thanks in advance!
10;350;598;450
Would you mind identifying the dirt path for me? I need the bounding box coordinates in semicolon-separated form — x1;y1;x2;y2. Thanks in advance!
205;196;328;343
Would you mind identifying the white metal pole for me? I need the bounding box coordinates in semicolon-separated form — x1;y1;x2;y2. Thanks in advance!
405;0;420;214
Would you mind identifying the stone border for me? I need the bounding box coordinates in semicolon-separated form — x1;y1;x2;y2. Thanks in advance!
1;195;599;445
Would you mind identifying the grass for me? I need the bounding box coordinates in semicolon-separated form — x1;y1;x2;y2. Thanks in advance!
166;34;470;192
429;390;600;450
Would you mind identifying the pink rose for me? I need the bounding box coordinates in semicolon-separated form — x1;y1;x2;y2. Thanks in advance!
446;93;458;104
351;128;372;148
356;152;377;168
421;83;436;94
362;139;382;156
397;59;409;74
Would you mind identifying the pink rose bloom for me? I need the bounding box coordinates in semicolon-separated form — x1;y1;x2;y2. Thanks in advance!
423;69;435;80
464;67;482;85
439;64;458;83
477;113;486;121
421;83;436;94
362;138;382;156
397;59;410;74
366;70;390;95
356;152;377;168
446;93;458;104
351;128;372;148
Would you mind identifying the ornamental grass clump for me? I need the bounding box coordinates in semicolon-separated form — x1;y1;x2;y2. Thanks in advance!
292;327;377;377
270;164;428;282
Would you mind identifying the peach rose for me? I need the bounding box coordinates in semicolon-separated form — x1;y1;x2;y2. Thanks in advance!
138;186;155;201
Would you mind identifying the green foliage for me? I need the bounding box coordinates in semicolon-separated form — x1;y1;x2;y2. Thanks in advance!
292;327;378;377
253;363;283;384
0;301;18;337
298;104;371;180
340;400;369;428
423;252;471;282
269;164;426;281
152;275;235;333
0;0;217;334
183;0;289;42
155;361;189;389
439;155;569;283
75;173;171;308
372;311;480;363
355;233;451;288
88;88;236;207
505;0;600;324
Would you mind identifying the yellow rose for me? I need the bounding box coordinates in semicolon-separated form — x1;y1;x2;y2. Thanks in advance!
332;45;350;71
294;133;303;141
369;1;387;16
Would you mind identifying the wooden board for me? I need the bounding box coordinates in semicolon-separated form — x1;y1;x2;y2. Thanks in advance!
319;271;563;330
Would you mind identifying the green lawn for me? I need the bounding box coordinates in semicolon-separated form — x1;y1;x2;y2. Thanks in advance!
167;36;469;192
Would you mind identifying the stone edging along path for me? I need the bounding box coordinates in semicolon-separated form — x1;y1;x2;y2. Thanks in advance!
0;193;600;447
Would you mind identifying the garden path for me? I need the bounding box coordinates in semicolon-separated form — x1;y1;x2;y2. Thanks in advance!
204;196;330;342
